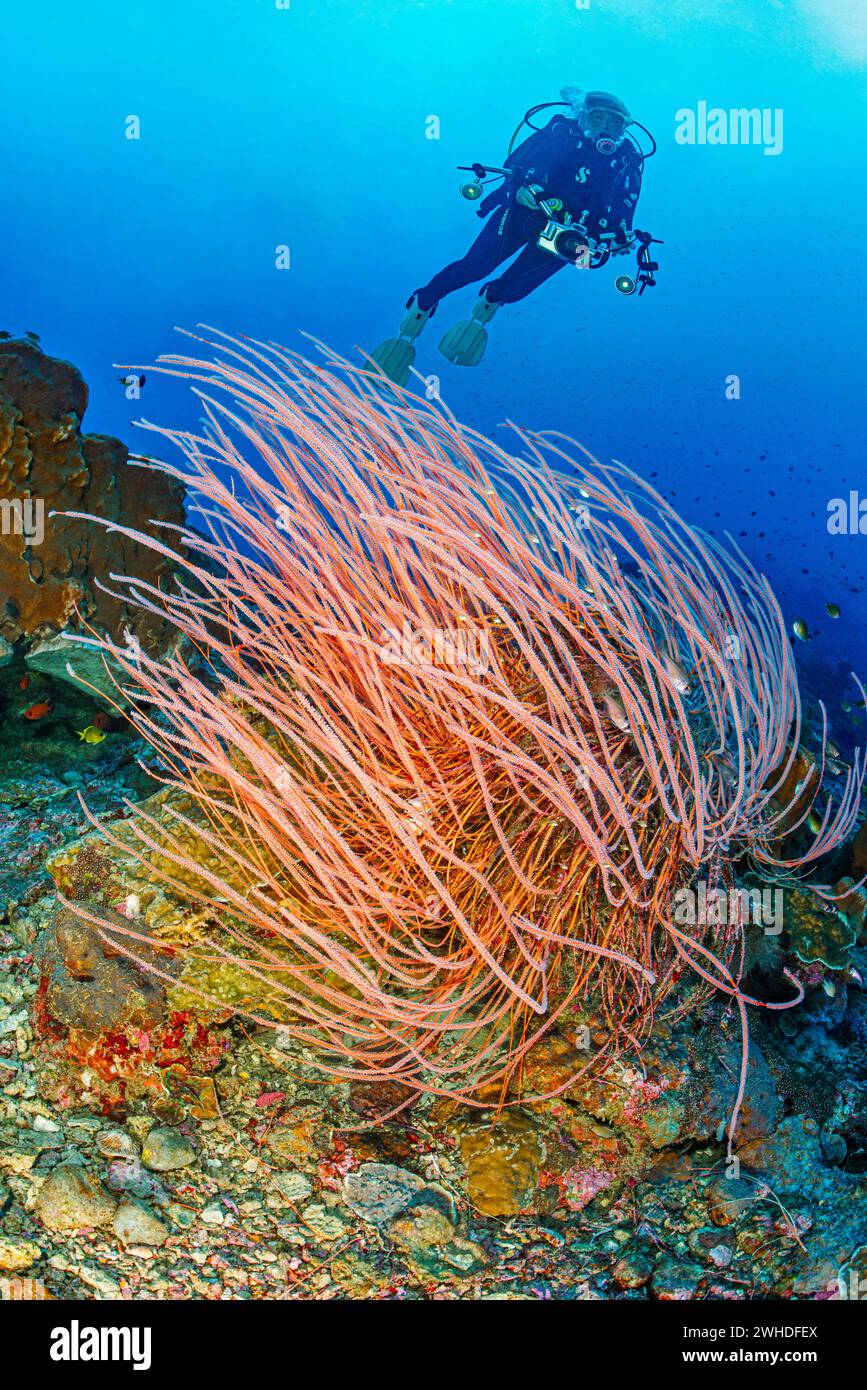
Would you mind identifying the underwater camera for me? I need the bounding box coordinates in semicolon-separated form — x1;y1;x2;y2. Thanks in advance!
538;225;592;266
536;210;593;267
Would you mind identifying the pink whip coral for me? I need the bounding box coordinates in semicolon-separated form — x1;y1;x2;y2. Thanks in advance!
59;328;865;1138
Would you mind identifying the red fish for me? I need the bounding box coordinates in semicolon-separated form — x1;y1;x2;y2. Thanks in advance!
91;710;113;731
22;701;53;721
18;675;30;691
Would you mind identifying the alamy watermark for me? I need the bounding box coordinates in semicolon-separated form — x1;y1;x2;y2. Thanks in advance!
673;882;783;934
50;1320;152;1371
380;619;491;675
0;496;44;545
827;492;867;536
675;102;783;157
835;1267;867;1300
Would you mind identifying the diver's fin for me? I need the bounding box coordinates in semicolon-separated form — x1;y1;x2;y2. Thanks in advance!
398;295;434;341
437;320;488;367
438;294;499;368
369;295;434;385
369;337;417;387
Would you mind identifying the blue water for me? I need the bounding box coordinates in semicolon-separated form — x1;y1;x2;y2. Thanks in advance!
3;0;866;705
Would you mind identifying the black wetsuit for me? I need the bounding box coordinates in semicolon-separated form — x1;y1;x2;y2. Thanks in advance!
416;115;643;310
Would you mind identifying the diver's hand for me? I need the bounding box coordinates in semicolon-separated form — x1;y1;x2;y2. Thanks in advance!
515;183;544;209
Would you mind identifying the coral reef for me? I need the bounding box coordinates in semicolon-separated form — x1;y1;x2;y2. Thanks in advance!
32;892;227;1118
786;888;857;971
61;330;864;1137
1;332;865;1303
0;336;186;682
41;902;169;1038
2;766;866;1299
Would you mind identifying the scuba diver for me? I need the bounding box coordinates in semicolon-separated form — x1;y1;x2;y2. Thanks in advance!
371;88;660;385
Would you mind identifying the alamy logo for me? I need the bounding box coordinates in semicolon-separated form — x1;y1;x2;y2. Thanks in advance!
0;1276;48;1299
673;882;783;933
827;492;867;536
50;1320;152;1371
0;496;44;545
380;620;491;675
675;102;784;156
836;1269;867;1300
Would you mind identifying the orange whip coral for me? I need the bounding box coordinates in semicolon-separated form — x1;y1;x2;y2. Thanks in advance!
59;327;866;1148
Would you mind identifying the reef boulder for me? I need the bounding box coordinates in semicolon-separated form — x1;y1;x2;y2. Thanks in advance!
0;336;185;690
35;1163;116;1232
39;902;170;1039
33;898;228;1116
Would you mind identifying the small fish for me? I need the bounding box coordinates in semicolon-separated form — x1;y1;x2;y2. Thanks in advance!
76;725;106;744
24;330;41;343
825;602;841;619
827;741;841;759
807;810;823;834
91;710;113;731
117;373;146;388
602;692;630;732
18;675;30;691
661;652;690;694
22;701;52;721
792;619;812;642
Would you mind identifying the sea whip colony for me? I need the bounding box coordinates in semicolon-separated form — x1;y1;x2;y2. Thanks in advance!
60;328;864;1145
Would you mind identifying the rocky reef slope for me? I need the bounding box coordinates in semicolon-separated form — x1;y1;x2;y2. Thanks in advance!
0;338;866;1301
